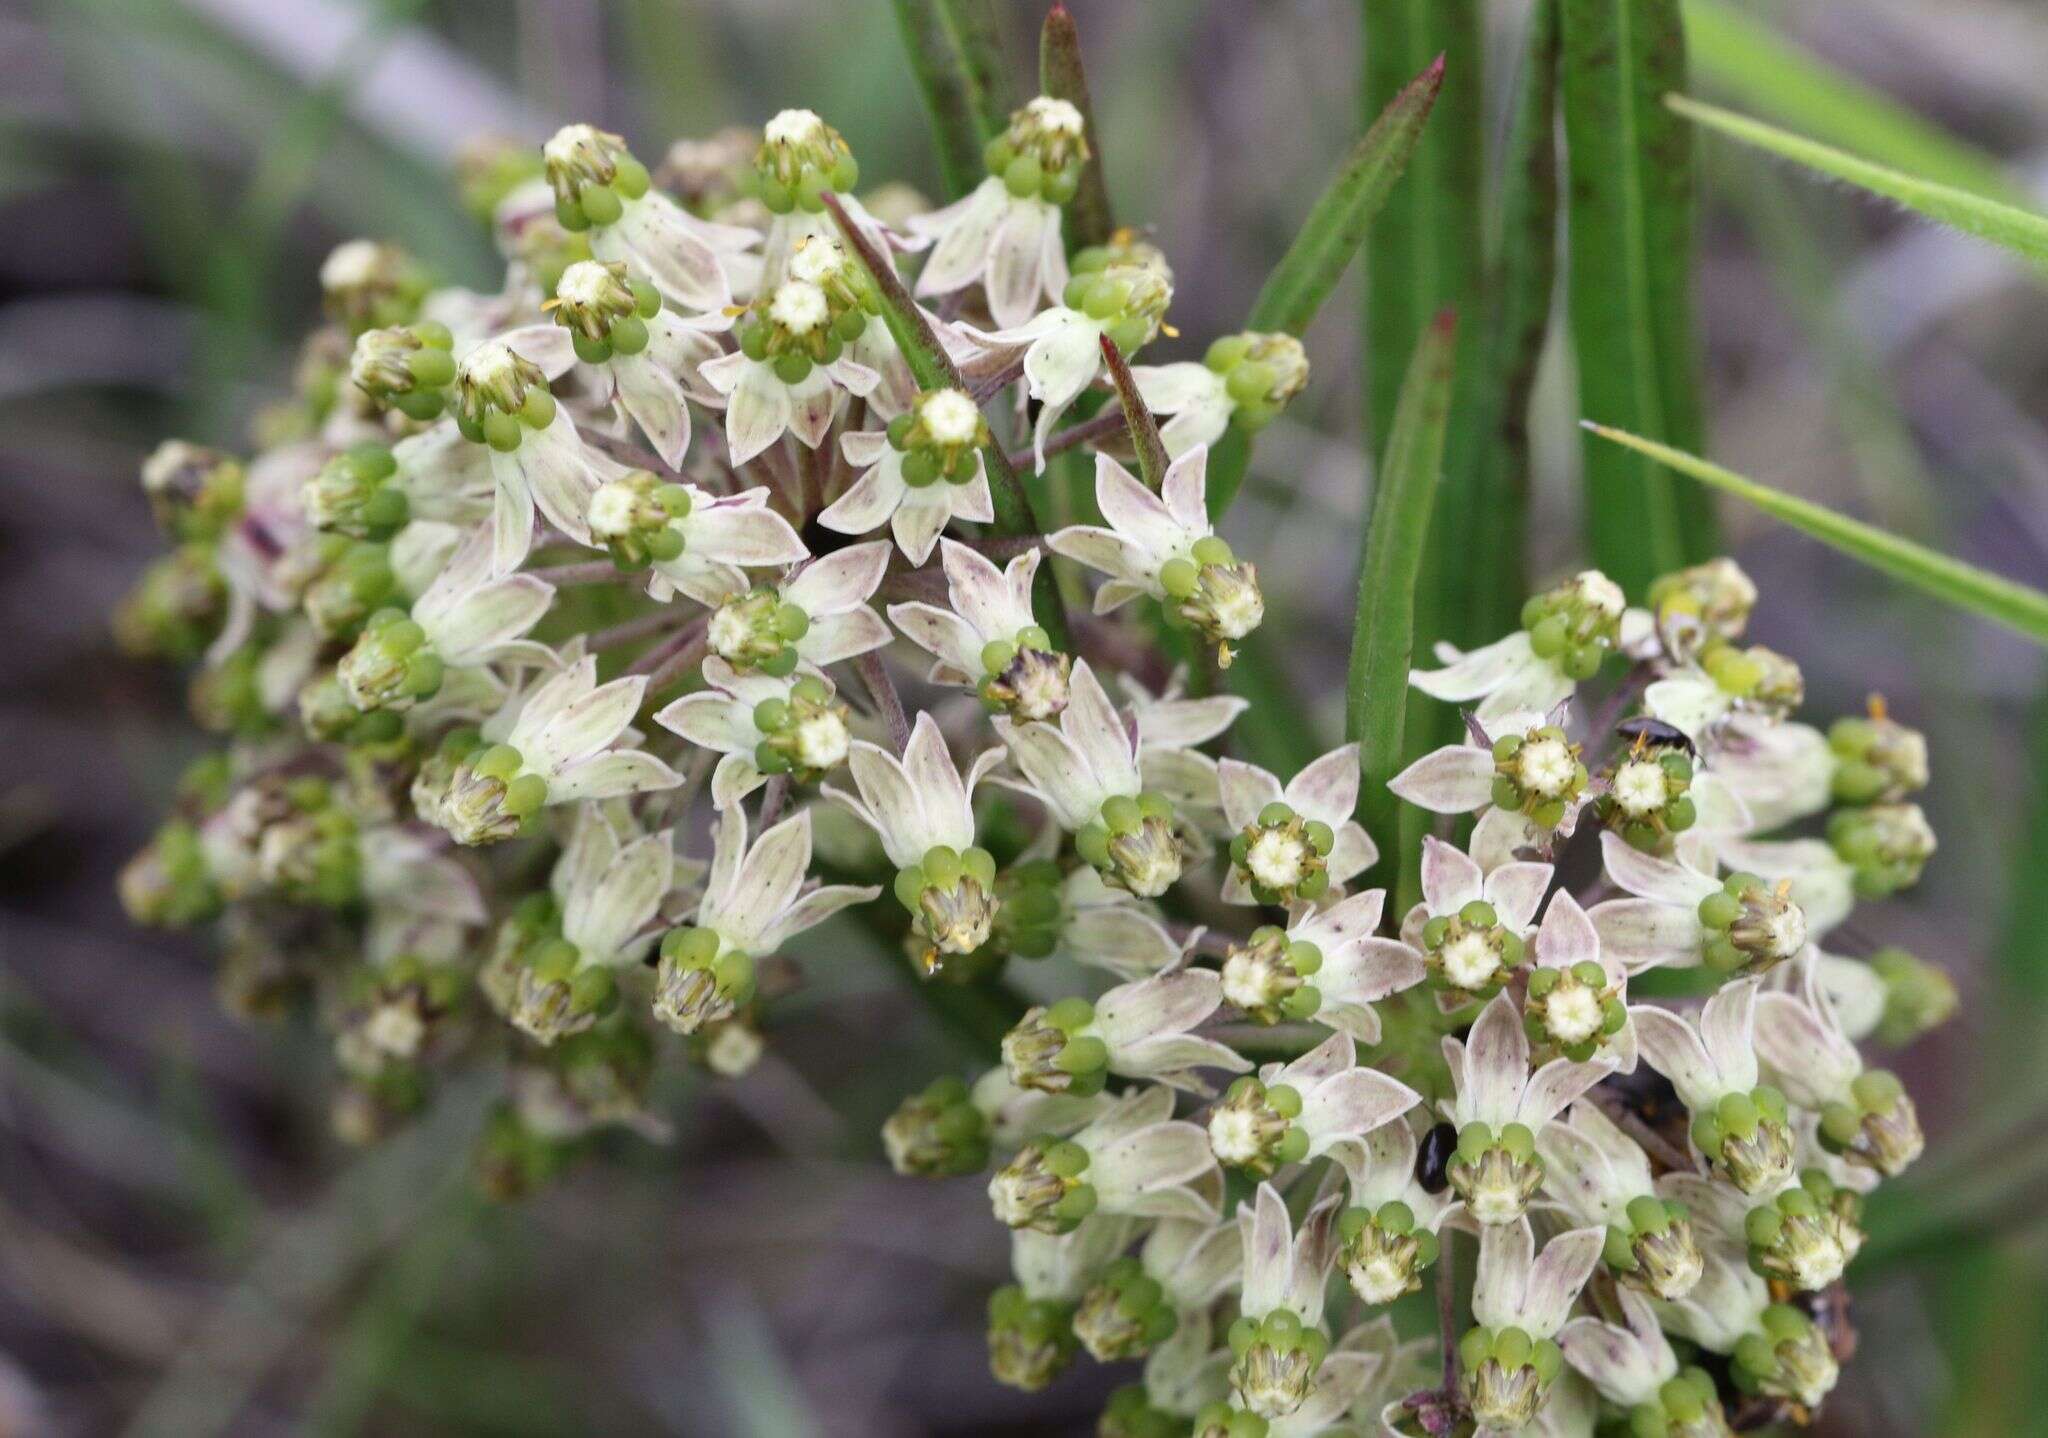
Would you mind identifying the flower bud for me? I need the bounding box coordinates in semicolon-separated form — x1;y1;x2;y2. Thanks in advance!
543;124;651;232
887;386;991;488
1602;1194;1703;1300
337;608;443;712
899;843;1001;973
987;860;1067;960
415;738;547;847
985;1283;1076;1392
1207;1076;1309;1177
302;538;398;639
708;586;808;675
141;441;245;543
1074;791;1183;898
1696;873;1806;977
979;627;1071;722
751;674;852;786
1745;1170;1862;1291
1073;1257;1177;1362
1226;798;1332;907
882;1075;990;1176
651;925;755;1035
588;470;692;570
1100;1384;1185;1438
1827;802;1936;898
1701;640;1805;719
1525;961;1627;1063
1447;1120;1543;1226
1521;570;1626;680
1818;1068;1922;1176
1489;724;1590;829
1062;235;1174;356
1227;1308;1328;1419
1337;1200;1440;1304
1626;1367;1733;1438
1828;702;1928;804
349;323;457;421
1159;535;1263;667
189;646;272;737
1002;996;1108;1096
1648;558;1757;662
983;96;1089;203
751;108;858;214
473;1103;573;1202
549;258;659;364
119;819;222;928
455;340;556;450
320;239;429;334
113;545;225;663
1732;1304;1837;1412
1459;1324;1563;1431
1868;947;1957;1045
1219;928;1323;1025
1422;899;1526;997
1202;330;1310;432
253;781;361;907
304;445;408;540
1192;1403;1271;1438
988;1136;1095;1233
1690;1085;1795;1194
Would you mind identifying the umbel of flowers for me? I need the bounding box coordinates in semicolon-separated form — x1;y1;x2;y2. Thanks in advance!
116;59;1949;1438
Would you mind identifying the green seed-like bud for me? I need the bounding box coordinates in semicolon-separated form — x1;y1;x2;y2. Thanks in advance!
1828;802;1937;899
985;1284;1077;1392
1869;947;1957;1045
141;440;247;543
988;1137;1092;1234
1001;1001;1106;1096
1205;330;1310;431
1647;557;1757;662
1522;570;1625;671
320;238;430;335
548;258;643;351
453;340;553;445
882;1075;990;1176
1702;640;1805;717
752;108;857;214
989;96;1089;200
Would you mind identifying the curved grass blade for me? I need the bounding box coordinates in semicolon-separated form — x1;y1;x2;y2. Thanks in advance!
820;192;1069;646
1462;0;1562;637
1562;0;1717;595
935;0;1014;147
1350;313;1457;903
1040;3;1115;249
1249;55;1444;339
890;0;987;199
1667;94;2048;266
1584;424;2048;645
1681;0;2023;206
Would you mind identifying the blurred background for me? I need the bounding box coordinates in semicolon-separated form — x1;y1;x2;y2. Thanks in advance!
3;0;2047;1433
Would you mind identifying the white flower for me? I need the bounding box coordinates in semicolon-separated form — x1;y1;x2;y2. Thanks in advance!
1208;1031;1418;1177
611;481;810;607
1558;1286;1695;1414
1232;1182;1342;1418
1701;715;1835;835
1048;447;1264;662
1587;831;1809;976
1008;967;1249;1096
1537;1102;1702;1300
1218;887;1424;1040
1630;978;1796;1194
1132;332;1309;457
1037;866;1185;981
821;393;996;563
655;659;850;810
704;540;893;674
1464;1219;1605;1435
1411;571;1627;724
448;334;606;575
987;1084;1219;1233
1443;993;1613;1226
1755;957;1921;1177
337;526;553;712
1072;1216;1241;1364
698;278;881;464
1651;1240;1772;1355
544;124;756;313
1712;834;1858;939
550;259;731;468
1217;745;1377;905
1329;1118;1453;1305
1398;838;1552;1001
1392;720;1604;872
971;1066;1113;1154
414;656;680;844
888;539;1070;719
1524;891;1637;1071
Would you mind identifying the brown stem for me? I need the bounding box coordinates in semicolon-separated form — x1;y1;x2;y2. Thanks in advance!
1438;1223;1460;1392
1584;1083;1697;1175
528;559;631;587
587;607;693;654
855;652;911;752
627;614;709;685
1002;403;1129;473
581;427;673;473
757;775;790;829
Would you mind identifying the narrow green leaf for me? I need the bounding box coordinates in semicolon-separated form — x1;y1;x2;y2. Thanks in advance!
1039;3;1114;249
821;192;1069;647
1350;313;1457;897
1584;424;2048;645
1682;0;2023;206
890;0;988;200
934;0;1014;146
1096;333;1170;492
1249;56;1443;339
1461;0;1562;636
1561;0;1717;596
1668;94;2048;265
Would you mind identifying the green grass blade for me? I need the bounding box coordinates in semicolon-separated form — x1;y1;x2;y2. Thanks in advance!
1561;0;1717;595
1462;0;1562;636
1249;55;1443;340
1584;424;2048;644
1681;0;2022;205
1667;94;2048;265
1039;3;1114;248
1350;313;1457;895
821;192;1068;647
934;0;1014;146
890;0;988;199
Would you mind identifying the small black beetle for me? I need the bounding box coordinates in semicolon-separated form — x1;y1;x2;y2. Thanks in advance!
1415;1121;1457;1194
1615;715;1697;758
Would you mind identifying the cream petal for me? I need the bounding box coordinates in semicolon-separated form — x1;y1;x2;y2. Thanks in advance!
1629;1006;1721;1111
1046;525;1154;590
721;364;792;464
817;461;904;539
985;194;1056;328
1389;744;1496;813
912;178;1008;296
1588;898;1701;972
1094;451;1187;558
1217;758;1284;831
653;691;756;754
887;600;984;679
940;537;1024;640
1409;632;1534;702
755;881;882;952
687;501;809;567
1485;861;1555;932
1419;835;1485;914
889;487;954;564
545;748;682;804
786;540;890;615
613;353;692;467
1159;445;1212;535
796;607;891;667
1285;744;1362;826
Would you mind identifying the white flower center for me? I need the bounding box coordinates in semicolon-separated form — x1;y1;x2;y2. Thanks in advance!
1246;829;1307;891
554;259;617;309
321;239;385;289
457;340;521;389
1764;902;1808;958
1543;984;1604;1045
1205;575;1265;641
765;108;826;147
1611;759;1668;816
707;604;754;659
1353;1255;1411;1305
588;480;642;539
1025;96;1085;136
769;280;829;335
364;1003;425;1058
705;1022;764;1077
988;1169;1044;1228
1789;1231;1846;1291
1221;953;1278;1012
1573;569;1626;618
793;712;849;770
921;389;982;445
543;123;607;169
1440;931;1501;989
788;236;845;286
1208;1108;1265;1166
1516;738;1576;797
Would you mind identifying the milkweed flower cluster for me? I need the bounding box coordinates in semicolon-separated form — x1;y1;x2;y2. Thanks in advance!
117;83;1950;1438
